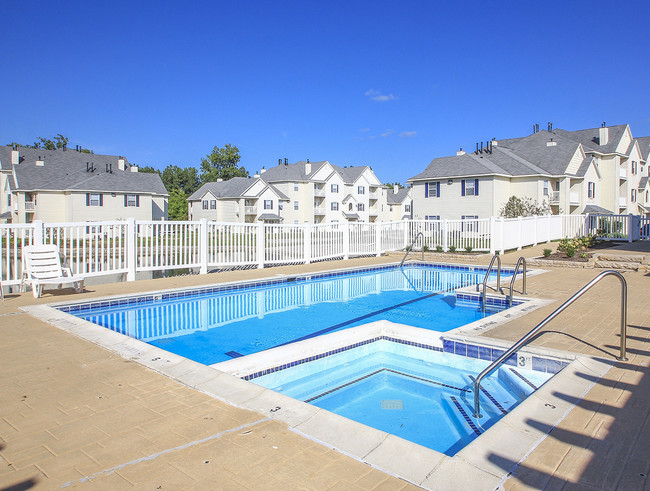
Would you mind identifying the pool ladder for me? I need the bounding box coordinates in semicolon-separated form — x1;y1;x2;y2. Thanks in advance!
400;232;424;267
480;255;527;311
473;270;628;418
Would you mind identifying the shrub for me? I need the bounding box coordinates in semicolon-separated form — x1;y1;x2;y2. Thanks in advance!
449;245;457;253
543;248;552;258
435;245;443;253
581;253;588;259
466;245;473;253
423;245;430;252
565;245;576;258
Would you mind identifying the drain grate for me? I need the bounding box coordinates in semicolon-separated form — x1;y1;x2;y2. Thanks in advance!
381;399;404;410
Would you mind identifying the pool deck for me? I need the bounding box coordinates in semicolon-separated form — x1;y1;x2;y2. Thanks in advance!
1;242;649;490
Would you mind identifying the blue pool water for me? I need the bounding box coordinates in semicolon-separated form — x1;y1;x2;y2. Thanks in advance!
251;339;554;455
61;264;513;365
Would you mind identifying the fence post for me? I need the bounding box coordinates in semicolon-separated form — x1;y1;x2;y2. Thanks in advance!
489;216;496;254
630;214;640;242
257;223;265;268
517;216;523;251
547;214;552;242
199;218;208;274
343;222;350;259
126;218;137;281
532;215;538;246
403;220;409;249
375;223;382;257
443;220;448;252
32;220;44;246
304;223;311;264
500;217;505;255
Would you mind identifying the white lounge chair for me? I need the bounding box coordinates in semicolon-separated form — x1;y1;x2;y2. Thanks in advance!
21;244;85;298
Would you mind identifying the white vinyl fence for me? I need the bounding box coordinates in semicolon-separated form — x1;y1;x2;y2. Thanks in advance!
0;214;646;287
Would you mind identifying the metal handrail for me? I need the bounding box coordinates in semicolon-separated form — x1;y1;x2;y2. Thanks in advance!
473;270;628;417
400;232;424;267
481;254;501;311
508;257;527;307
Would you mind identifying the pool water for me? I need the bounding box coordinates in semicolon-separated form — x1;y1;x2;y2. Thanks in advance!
63;264;513;365
251;339;553;455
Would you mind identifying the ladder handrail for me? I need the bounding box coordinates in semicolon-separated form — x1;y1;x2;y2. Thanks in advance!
473;269;628;418
400;231;424;267
481;254;501;311
508;257;527;307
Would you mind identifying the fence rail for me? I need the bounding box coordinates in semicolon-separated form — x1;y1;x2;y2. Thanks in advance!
1;213;647;286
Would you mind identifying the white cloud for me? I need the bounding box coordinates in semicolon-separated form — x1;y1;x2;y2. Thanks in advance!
359;128;370;133
380;129;394;138
399;131;417;138
365;89;397;102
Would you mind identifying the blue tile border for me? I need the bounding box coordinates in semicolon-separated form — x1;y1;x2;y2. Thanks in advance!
450;395;482;436
468;375;508;415
510;368;538;390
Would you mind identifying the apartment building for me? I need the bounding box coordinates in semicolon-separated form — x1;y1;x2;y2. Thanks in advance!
408;123;649;221
0;145;168;223
188;160;392;224
386;185;413;221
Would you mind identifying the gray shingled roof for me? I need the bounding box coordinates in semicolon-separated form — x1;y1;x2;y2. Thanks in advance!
257;213;283;221
553;124;628;154
635;136;650;162
386;187;410;204
259;161;328;182
497;131;583;176
583;204;614;215
187;177;289;201
3;146;167;195
638;177;648;189
0;147;13;171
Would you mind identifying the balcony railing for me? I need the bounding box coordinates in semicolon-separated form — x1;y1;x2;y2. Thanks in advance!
549;191;560;203
244;206;257;215
314;187;326;197
369;191;380;199
619;197;627;207
619;168;627;180
24;201;35;211
570;192;580;204
313;207;325;215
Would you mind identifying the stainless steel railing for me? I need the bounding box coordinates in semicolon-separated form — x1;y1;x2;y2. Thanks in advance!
400;232;424;267
480;254;501;312
508;257;527;307
473;269;628;417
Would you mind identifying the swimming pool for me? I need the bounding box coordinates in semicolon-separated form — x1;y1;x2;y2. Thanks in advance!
59;264;516;364
247;337;556;455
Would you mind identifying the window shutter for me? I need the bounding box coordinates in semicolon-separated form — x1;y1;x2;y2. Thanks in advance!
425;183;429;198
136;195;140;207
475;179;479;196
461;180;466;196
99;194;103;206
436;182;440;197
124;195;127;207
86;193;90;206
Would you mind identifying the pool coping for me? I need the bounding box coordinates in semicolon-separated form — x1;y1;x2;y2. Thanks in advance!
21;269;612;490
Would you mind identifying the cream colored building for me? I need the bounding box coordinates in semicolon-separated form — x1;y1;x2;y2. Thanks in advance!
408;124;649;221
0;145;167;223
188;160;394;224
386;185;412;221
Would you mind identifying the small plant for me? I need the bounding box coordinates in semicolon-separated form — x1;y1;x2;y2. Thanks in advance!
543;248;552;258
581;253;588;259
565;245;576;258
435;245;443;253
423;245;430;252
465;245;473;253
449;245;457;253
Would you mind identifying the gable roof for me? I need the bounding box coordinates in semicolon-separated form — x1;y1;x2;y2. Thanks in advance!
187;177;289;201
553;124;628;154
386;187;411;204
635;136;650;162
2;146;167;195
259;161;329;182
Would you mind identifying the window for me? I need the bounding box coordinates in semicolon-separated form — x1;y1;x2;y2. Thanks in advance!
279;203;283;210
357;203;365;211
331;184;339;193
631;189;637;202
426;182;439;198
424;215;440;231
210;200;216;210
264;200;273;210
462;179;479;196
7;194;10;207
405;204;411;213
87;193;102;207
358;186;365;194
632;161;638;175
294;183;299;191
425;215;440;220
294;201;299;210
543;180;549;196
202;200;208;210
462;215;479;232
588;182;595;199
331;202;339;211
125;194;140;207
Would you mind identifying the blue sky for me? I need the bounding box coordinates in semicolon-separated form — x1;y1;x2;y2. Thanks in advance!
3;1;650;185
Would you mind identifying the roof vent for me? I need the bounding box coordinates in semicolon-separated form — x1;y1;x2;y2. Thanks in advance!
260;167;266;174
216;178;223;182
36;156;44;166
278;158;282;165
254;171;260;178
130;166;139;173
284;158;288;165
546;139;557;147
456;148;465;156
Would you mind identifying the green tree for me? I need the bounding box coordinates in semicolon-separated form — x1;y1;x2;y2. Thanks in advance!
385;182;406;190
499;196;551;218
168;188;188;220
162;165;200;195
138;165;160;175
200;144;248;183
54;134;69;148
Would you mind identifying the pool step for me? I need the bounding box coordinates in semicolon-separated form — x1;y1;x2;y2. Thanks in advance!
498;367;538;400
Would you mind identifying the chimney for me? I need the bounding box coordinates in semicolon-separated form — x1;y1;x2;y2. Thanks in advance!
117;157;126;171
305;162;311;174
217;178;223;182
130;166;139;173
599;126;609;146
254;171;260;178
491;139;498;147
36;156;44;166
260;166;266;174
11;147;19;165
393;184;399;194
546;138;557;147
456;148;465;156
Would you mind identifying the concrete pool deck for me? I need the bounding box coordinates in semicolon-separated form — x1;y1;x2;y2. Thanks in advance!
1;245;649;489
